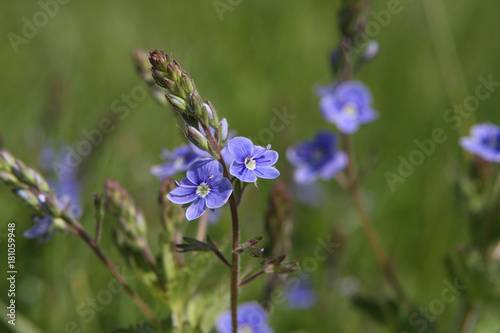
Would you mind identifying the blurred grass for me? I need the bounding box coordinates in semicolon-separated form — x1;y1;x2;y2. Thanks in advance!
2;0;500;332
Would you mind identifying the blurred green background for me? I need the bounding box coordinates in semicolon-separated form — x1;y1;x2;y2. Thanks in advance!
2;0;500;332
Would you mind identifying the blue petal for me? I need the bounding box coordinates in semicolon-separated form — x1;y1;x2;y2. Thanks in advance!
186;197;207;221
167;179;198;204
239;302;269;327
335;115;360;134
206;178;233;209
186;159;223;185
358;107;378;123
319;151;348;179
230;162;257;182
254;166;280;179
253;147;279;167
24;215;53;239
336;81;373;105
228;137;254;162
215;311;232;333
294;167;318;184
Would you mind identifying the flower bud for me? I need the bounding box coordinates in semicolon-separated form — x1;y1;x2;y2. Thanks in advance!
149;50;171;72
166;94;187;112
219;118;229;143
38;193;62;217
188;93;204;116
166;63;182;82
362;40;379;62
180;71;196;95
0;150;15;171
184;125;209;152
0;171;18;186
13;188;41;211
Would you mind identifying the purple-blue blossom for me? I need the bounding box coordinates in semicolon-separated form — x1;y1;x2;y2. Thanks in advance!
284;280;317;309
167;159;232;221
318;81;377;134
287;131;348;184
228;137;279;183
25;144;82;240
216;302;273;333
460;123;500;162
151;145;199;180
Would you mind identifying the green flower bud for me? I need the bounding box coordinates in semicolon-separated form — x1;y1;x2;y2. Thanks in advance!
38;193;62;217
166;94;187;112
180;71;196;95
0;171;18;186
13;188;41;211
0;150;15;171
184;125;209;152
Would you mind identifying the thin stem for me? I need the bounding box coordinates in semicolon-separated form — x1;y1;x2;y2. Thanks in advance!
196;210;208;241
226;174;240;333
62;213;160;328
239;270;265;288
342;134;410;308
202;126;240;333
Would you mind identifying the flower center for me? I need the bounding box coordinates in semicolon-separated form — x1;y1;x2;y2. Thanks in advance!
342;102;358;118
244;156;257;170
173;157;185;168
239;325;253;333
196;182;211;198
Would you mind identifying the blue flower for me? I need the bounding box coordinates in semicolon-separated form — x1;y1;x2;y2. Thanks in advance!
285;280;317;309
318;81;377;134
25;144;82;240
228;137;279;183
151;145;199;180
167;159;233;221
216;302;273;333
287;131;348;184
460;123;500;162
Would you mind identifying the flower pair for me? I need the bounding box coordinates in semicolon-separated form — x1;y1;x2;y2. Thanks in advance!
167;137;279;220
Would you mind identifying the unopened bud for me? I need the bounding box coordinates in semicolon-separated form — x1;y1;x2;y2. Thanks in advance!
180;71;196;95
219;118;229;143
0;171;17;186
13;188;40;211
188;93;204;116
0;150;15;171
184;125;209;152
166;94;187;112
38;193;62;217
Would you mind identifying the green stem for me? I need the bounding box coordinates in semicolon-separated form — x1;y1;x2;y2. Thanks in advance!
203;126;240;333
62;213;161;328
342;134;410;308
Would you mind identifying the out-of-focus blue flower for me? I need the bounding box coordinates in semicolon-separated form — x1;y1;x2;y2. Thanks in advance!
460;123;500;162
284;280;317;309
151;145;199;180
167;159;232;221
207;208;222;225
287;131;348;184
216;302;273;333
24;144;82;240
228;137;279;183
318;81;377;134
